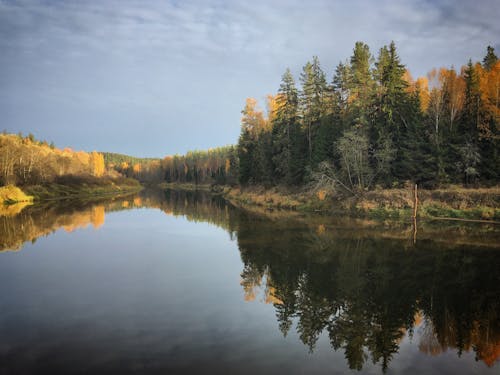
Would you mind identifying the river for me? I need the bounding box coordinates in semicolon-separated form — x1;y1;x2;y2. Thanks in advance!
0;189;499;374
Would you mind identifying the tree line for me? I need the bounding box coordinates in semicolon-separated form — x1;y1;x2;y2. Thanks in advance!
162;146;238;185
3;42;498;191
237;42;499;191
0;132;105;186
0;132;239;187
103;147;239;185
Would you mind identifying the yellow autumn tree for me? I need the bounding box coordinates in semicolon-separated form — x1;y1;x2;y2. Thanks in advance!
133;163;142;174
89;151;105;177
442;68;465;130
478;60;500;139
266;94;280;128
241;97;266;136
415;77;430;113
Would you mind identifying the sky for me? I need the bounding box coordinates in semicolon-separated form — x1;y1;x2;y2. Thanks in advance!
0;0;499;157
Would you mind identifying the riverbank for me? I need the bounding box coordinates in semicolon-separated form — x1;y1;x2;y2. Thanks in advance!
157;182;213;192
0;185;34;205
1;176;142;204
225;185;500;222
160;183;500;222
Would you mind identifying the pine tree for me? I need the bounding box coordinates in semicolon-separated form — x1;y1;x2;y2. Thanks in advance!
237;98;266;184
273;68;299;184
347;42;374;129
300;56;328;164
483;45;498;71
372;41;408;184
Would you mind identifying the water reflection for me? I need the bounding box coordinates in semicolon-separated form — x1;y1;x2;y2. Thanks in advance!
1;188;499;372
237;220;500;371
0;189;233;252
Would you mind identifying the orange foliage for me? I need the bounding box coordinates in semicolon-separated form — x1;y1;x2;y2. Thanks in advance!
89;151;105;177
75;151;90;165
266;94;280;126
477;340;500;367
264;286;283;305
443;68;465;130
90;206;105;229
133;163;142;174
415;77;430;113
403;69;414;88
316;224;326;235
478;60;500;139
316;190;327;201
241;97;266;136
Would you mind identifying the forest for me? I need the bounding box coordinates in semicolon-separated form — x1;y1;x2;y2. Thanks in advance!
103;42;499;192
0;132;105;186
1;41;499;198
237;42;499;191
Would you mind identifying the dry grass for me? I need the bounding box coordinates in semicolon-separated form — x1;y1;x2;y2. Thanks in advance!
347;186;500;221
226;186;305;210
0;185;33;205
225;184;500;222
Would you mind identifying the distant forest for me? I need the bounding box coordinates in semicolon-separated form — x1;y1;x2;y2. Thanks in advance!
1;41;498;191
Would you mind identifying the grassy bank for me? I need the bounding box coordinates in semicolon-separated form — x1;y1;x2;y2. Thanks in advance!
224;185;500;222
22;175;142;202
0;185;34;205
157;182;213;192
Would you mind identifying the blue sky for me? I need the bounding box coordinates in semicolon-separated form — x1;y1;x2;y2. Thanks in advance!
1;0;498;157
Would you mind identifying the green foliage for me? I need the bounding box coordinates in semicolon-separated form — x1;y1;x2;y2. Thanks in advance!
102;152;159;168
164;146;238;186
236;41;499;190
482;45;498;71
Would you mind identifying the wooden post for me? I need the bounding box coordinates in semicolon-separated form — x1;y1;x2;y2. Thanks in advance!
413;183;418;245
412;183;418;219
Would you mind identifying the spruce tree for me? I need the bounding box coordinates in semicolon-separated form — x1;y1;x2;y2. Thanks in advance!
273;68;299;184
483;45;498;71
300;56;327;165
372;41;408;184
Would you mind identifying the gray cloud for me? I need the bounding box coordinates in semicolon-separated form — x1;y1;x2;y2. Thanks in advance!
0;0;498;156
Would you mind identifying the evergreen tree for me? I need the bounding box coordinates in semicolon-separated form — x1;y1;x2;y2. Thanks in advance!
482;45;498;71
332;61;350;115
273;68;299;184
234;41;498;188
460;60;481;142
347;42;374;129
300;56;328;164
372;41;409;184
237;98;266;184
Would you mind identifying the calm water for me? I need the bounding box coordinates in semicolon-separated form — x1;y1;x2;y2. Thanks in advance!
0;189;499;374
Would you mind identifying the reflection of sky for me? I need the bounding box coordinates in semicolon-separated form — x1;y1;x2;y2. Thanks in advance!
0;206;498;373
1;0;499;156
392;319;491;375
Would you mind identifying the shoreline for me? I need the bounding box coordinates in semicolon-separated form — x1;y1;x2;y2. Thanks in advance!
1;181;142;205
4;181;499;224
161;183;500;223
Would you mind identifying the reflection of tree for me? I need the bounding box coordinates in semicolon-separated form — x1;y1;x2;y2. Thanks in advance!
2;187;499;371
0;203;107;251
237;218;500;371
0;188;239;252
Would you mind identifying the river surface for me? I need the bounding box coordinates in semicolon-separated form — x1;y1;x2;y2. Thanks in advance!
0;189;499;374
